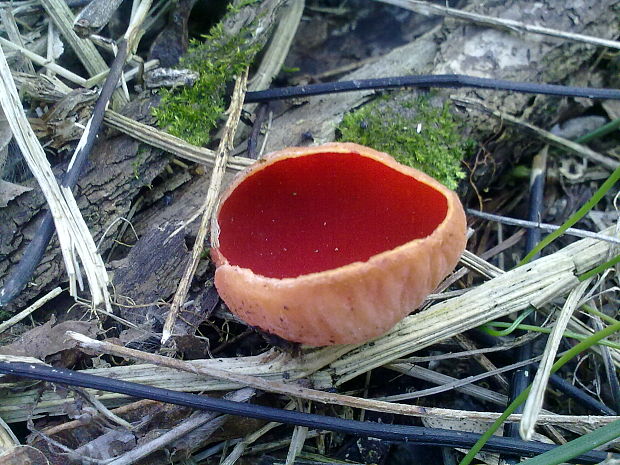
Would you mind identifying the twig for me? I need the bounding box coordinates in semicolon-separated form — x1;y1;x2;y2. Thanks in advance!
453;96;620;170
102;110;253;170
377;0;620;50
0;287;62;334
454;332;510;389
162;68;249;344
467;209;620;245
381;355;542;402
106;389;255;465
72;387;134;430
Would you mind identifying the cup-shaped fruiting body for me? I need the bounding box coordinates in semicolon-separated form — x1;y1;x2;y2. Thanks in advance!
211;143;467;346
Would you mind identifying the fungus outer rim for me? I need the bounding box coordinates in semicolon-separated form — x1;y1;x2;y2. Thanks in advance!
212;142;465;285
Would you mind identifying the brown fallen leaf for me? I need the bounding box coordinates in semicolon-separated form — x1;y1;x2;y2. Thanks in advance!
0;316;98;366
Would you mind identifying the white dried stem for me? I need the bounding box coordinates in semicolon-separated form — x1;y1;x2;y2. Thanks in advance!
102;110;253;170
285;399;309;465
520;278;594;440
162;68;249;344
379;0;620;50
0;287;63;335
0;36;87;86
0;45;110;310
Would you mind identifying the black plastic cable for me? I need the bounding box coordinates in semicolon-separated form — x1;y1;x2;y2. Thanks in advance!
244;74;620;103
502;155;548;463
546;367;617;416
0;40;129;307
0;361;613;463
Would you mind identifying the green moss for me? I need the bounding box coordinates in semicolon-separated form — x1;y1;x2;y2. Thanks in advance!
338;94;470;189
152;20;261;147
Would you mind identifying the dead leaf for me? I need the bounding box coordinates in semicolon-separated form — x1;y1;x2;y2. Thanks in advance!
0;316;99;366
0;179;32;207
0;445;49;465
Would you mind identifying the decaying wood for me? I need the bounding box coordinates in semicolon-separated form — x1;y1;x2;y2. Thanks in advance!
260;0;620;199
73;0;124;38
0;98;170;311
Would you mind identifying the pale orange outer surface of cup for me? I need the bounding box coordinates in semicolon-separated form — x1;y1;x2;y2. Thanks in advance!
211;142;467;346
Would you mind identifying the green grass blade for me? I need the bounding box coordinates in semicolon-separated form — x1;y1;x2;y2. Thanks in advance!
518;418;620;465
458;319;620;465
578;253;620;281
519;164;620;266
575;117;620;144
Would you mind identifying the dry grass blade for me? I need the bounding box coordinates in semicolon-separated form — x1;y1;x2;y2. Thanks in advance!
520;279;593;440
102;110;253;170
378;0;620;50
0;45;111;310
453;96;620;170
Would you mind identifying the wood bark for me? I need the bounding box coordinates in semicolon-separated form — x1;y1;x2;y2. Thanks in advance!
261;0;619;198
0;98;170;310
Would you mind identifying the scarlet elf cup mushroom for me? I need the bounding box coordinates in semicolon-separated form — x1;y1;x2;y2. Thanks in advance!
211;143;467;346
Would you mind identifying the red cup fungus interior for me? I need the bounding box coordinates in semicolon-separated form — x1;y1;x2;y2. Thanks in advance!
216;151;449;279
